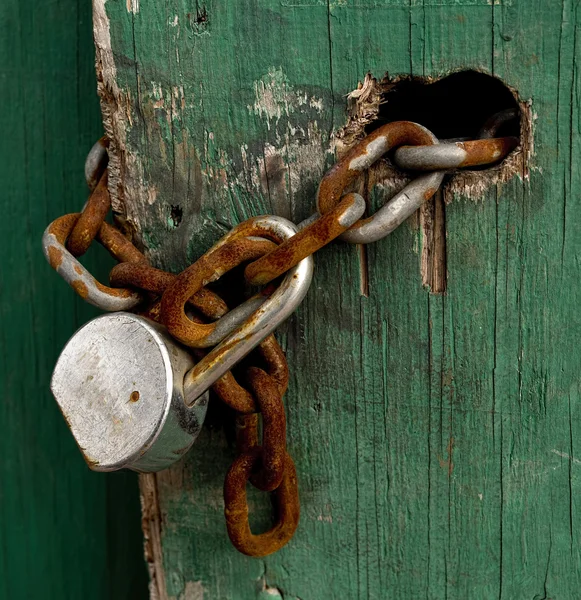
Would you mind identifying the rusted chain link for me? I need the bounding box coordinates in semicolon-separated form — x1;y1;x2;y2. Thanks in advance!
221;343;299;556
242;367;287;491
67;170;111;257
161;237;279;348
110;261;229;320
43;214;144;311
224;448;300;558
317;121;442;242
212;335;289;414
395;108;519;171
84;136;109;192
68;137;111;256
245;192;365;286
393;136;519;172
479;108;519;139
167;216;313;403
44;111;519;558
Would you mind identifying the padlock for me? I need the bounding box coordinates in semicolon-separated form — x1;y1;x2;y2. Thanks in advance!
51;312;209;473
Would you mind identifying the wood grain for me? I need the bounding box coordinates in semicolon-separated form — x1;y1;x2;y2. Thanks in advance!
96;0;581;598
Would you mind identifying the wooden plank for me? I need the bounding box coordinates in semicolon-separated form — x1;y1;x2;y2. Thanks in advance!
95;0;581;597
0;1;147;598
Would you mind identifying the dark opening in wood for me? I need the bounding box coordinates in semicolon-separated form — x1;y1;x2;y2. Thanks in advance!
369;70;520;141
169;204;183;228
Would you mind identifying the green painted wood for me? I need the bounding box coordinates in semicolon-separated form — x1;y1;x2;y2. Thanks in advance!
0;1;148;598
97;0;580;598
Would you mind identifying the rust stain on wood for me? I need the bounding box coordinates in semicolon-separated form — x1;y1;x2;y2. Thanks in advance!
438;437;455;477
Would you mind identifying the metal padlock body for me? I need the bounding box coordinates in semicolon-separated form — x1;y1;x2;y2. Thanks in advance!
51;313;208;472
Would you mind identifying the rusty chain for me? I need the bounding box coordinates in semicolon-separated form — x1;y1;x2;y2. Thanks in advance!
43;112;519;557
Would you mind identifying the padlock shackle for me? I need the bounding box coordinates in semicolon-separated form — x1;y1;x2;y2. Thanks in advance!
183;215;314;405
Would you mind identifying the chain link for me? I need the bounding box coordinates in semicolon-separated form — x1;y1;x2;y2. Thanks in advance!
394;136;518;172
43;213;144;310
245;192;366;286
43;111;519;557
160;237;279;348
84;136;109;192
224;448;300;557
110;261;229;319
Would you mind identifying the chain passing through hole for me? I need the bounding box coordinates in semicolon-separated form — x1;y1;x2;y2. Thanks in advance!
43;110;519;557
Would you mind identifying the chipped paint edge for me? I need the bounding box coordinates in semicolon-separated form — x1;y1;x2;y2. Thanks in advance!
93;0;148;229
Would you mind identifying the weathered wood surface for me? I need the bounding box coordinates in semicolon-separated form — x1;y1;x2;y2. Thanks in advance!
0;1;147;597
95;0;580;598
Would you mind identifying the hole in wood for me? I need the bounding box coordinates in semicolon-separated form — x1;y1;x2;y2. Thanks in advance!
338;70;529;295
169;204;183;228
369;70;520;142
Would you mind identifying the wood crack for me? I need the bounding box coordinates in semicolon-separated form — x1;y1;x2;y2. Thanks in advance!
420;188;447;294
139;473;168;600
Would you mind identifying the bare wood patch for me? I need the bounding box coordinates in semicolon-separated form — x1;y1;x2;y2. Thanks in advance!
420;189;448;294
139;473;168;600
94;0;158;249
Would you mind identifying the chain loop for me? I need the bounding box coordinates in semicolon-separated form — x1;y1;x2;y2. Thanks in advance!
241;366;287;491
179;216;313;404
316;121;440;232
161;237;279;348
245;192;365;286
213;334;289;414
110;261;228;320
224;449;300;557
67;137;111;256
42;214;144;311
342;171;445;244
393;136;518;172
67;171;112;257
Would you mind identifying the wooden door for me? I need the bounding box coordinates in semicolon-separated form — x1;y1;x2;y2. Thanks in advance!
94;1;581;598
